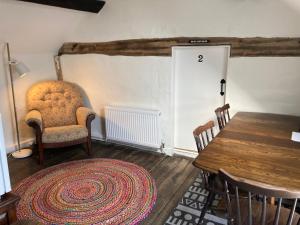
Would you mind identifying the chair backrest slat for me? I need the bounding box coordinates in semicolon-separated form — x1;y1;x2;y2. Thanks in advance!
235;186;242;225
261;195;267;225
225;180;234;224
273;198;282;225
215;103;231;130
219;169;300;225
193;120;215;153
226;107;230;121
248;192;252;225
287;199;298;225
194;135;202;151
205;130;209;144
200;133;206;148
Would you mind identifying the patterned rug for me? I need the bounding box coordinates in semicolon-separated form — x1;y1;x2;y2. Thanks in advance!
13;159;157;225
165;173;228;225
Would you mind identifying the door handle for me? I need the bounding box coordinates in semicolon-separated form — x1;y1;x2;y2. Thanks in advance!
220;79;226;96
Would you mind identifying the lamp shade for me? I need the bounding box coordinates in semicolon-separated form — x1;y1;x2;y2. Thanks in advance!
10;61;30;77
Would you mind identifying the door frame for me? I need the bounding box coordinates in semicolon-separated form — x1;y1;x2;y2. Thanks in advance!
171;45;231;157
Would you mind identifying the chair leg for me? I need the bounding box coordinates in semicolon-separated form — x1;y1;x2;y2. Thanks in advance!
86;138;92;156
34;127;44;165
38;142;44;165
198;191;216;225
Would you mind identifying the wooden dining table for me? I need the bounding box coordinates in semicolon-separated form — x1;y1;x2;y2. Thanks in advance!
193;112;300;191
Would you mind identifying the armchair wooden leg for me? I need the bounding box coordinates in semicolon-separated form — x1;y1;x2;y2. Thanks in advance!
86;138;92;156
86;113;95;156
38;142;44;165
29;122;43;165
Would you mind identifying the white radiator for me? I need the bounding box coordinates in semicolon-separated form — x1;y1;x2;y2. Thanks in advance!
105;106;162;148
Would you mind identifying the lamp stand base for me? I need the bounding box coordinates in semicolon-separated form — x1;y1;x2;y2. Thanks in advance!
12;149;32;159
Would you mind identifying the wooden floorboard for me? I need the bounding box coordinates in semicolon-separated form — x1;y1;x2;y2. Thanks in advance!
8;141;199;225
143;157;199;224
154;163;201;223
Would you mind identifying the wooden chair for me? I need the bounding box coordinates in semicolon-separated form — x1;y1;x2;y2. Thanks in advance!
193;121;224;224
215;103;231;130
219;169;300;225
193;120;215;153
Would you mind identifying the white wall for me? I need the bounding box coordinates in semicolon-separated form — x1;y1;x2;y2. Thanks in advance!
66;0;300;40
61;0;300;154
61;55;174;153
0;0;93;152
0;45;60;152
227;57;300;116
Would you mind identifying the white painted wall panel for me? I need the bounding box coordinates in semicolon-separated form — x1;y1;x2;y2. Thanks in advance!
61;55;174;153
0;44;59;152
227;58;300;117
0;114;11;195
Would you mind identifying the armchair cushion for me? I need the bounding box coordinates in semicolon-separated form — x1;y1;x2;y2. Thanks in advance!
76;107;96;127
42;125;88;144
25;110;43;130
27;81;84;128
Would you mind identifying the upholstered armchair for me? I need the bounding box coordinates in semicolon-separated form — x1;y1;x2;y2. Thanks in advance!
25;80;96;164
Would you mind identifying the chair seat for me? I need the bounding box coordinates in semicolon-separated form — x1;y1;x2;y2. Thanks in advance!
42;125;88;143
232;198;300;225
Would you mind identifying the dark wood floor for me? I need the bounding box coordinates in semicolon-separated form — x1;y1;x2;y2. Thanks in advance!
8;141;200;225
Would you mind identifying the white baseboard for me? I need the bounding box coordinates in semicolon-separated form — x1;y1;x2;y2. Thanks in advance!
91;135;106;142
6;136;103;154
161;146;174;156
6;138;35;153
174;148;198;159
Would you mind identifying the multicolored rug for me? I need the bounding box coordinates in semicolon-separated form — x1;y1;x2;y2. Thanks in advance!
13;159;157;225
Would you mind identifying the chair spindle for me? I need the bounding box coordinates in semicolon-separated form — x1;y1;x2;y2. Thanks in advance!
211;128;214;139
248;192;252;225
273;198;282;225
287;198;298;225
261;195;267;225
224;180;234;225
200;133;206;148
205;130;209;144
235;186;242;225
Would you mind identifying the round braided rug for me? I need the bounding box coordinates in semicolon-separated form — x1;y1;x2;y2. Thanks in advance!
13;159;157;225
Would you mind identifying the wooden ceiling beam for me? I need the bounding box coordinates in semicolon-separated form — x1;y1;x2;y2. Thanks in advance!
58;37;300;57
17;0;105;13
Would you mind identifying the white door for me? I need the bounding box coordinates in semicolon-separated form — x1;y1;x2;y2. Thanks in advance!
173;46;230;155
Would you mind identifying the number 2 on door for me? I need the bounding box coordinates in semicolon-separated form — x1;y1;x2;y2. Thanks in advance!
198;55;204;62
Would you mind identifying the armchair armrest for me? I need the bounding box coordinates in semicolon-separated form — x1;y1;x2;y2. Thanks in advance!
76;107;96;127
25;110;43;131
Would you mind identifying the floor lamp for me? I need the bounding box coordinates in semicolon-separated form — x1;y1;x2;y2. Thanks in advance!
5;43;32;158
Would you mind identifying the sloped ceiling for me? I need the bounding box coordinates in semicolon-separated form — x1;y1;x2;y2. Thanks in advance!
17;0;105;13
